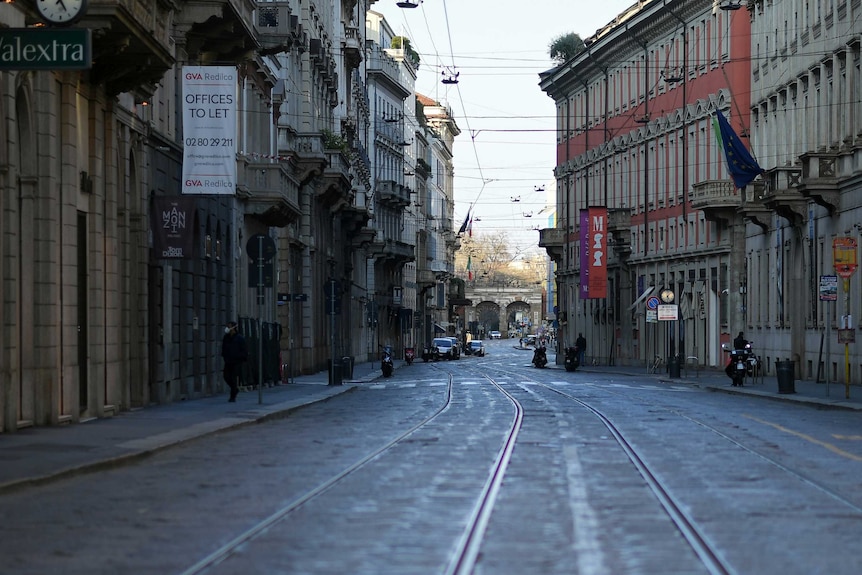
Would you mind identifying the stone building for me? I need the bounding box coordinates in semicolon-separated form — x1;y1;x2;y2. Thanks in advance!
539;0;753;368
746;0;862;381
0;0;459;432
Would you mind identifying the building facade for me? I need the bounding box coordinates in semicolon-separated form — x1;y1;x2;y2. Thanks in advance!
540;0;862;382
540;0;753;368
746;0;862;381
0;0;459;432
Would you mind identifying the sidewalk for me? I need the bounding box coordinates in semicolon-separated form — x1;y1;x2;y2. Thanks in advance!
567;360;862;412
0;360;384;494
1;357;860;495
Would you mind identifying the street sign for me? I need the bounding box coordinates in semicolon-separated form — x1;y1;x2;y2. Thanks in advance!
657;304;678;321
646;296;660;310
246;233;276;261
833;237;857;278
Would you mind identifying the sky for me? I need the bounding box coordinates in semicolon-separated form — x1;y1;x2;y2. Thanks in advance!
371;0;639;258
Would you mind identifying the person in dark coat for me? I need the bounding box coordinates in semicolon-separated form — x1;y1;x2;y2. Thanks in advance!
575;333;587;366
733;332;748;350
222;321;248;402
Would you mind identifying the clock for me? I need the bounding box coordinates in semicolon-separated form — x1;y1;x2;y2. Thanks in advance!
660;289;675;304
36;0;88;25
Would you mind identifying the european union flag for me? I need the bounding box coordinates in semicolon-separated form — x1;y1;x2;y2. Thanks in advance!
713;109;763;189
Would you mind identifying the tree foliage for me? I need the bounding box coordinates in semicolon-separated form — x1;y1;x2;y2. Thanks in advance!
549;32;586;65
456;232;546;288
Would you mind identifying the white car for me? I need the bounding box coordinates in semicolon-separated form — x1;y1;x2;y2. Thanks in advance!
489;331;502;339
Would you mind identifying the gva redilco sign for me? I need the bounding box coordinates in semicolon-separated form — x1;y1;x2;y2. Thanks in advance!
0;28;92;70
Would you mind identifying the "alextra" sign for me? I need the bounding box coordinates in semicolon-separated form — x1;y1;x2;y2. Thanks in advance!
0;28;91;70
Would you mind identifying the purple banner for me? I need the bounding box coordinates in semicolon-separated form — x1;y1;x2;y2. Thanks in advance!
152;196;196;259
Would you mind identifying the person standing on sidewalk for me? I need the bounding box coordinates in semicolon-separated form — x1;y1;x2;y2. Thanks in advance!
575;333;587;366
222;321;248;402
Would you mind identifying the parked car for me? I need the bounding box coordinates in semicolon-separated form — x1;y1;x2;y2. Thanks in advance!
432;337;457;360
489;330;502;339
467;340;486;357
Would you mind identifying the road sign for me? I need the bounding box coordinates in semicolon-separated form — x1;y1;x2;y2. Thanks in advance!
833;237;857;278
646;296;660;310
246;233;276;261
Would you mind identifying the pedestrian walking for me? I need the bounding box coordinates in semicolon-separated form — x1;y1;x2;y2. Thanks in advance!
222;321;248;402
575;332;587;366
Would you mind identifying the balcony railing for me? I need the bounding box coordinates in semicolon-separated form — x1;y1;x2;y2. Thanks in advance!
238;161;301;226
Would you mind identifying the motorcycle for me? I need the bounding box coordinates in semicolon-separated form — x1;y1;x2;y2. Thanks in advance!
421;344;438;362
381;346;394;377
404;347;415;365
564;346;579;372
532;345;548;368
723;341;755;386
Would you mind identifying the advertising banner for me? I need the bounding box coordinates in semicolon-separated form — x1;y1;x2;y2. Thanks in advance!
579;207;608;299
182;66;237;194
152;196;196;259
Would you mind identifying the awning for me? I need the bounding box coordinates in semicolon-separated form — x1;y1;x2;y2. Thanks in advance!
627;286;655;311
433;323;446;333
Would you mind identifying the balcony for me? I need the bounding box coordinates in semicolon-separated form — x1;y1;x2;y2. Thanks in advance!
237;161;301;227
72;0;176;96
256;2;303;56
368;238;415;264
278;129;327;181
175;0;258;64
607;208;631;258
376;180;410;208
538;227;565;262
343;24;362;68
367;47;411;99
739;182;773;231
797;152;840;214
318;149;353;210
690;180;739;225
761;166;807;226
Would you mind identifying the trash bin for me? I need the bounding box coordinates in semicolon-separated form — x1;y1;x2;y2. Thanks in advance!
342;356;354;380
667;356;681;378
775;359;795;394
328;359;343;386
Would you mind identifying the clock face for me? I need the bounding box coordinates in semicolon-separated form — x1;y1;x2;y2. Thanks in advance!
660;289;675;304
36;0;87;25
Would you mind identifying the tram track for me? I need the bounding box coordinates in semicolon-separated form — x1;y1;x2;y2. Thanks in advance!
179;378;458;575
179;364;527;575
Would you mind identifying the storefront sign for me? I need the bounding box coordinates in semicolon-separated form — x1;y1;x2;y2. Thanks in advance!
0;28;91;70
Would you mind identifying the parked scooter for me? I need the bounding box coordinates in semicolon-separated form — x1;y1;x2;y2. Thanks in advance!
723;341;755;386
404;347;415;365
381;346;394;377
564;346;580;372
532;345;548;368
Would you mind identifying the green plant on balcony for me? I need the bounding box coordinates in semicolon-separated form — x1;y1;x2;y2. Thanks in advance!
391;36;421;69
321;129;348;153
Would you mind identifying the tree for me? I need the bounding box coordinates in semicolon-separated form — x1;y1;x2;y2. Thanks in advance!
549;32;586;65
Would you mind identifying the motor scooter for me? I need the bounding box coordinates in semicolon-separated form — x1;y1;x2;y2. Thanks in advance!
404;347;415;365
564;346;579;372
421;344;438;362
381;346;394;377
723;342;754;386
532;345;548;368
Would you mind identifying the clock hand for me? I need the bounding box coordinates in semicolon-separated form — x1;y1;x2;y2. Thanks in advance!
55;0;67;10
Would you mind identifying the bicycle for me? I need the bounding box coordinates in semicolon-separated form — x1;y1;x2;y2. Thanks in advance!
649;354;664;374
